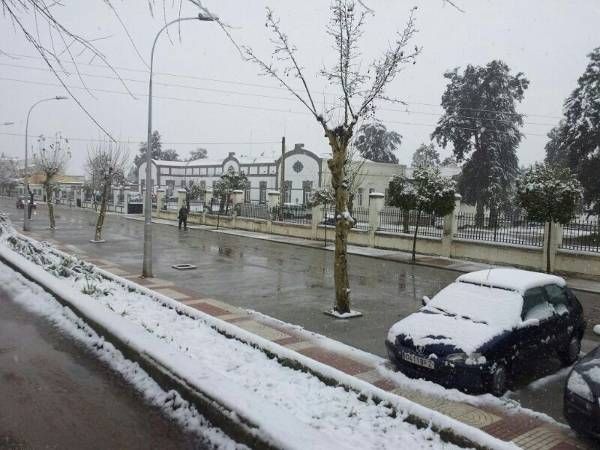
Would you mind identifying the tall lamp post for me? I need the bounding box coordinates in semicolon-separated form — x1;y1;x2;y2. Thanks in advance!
23;96;68;231
142;13;214;278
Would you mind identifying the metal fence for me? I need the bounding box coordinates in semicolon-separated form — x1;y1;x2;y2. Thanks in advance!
378;207;443;238
455;212;544;247
561;217;600;253
352;206;369;231
236;202;271;220
271;204;312;225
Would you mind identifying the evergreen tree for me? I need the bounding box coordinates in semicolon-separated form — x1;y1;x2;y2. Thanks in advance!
432;60;528;223
187;148;208;161
545;48;600;215
354;123;401;164
388;167;456;262
411;143;440;168
132;131;179;178
517;164;582;272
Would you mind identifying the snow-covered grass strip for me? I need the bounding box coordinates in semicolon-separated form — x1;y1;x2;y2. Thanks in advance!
0;216;517;450
0;262;243;450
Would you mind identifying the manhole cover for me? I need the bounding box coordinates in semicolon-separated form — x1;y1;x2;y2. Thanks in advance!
171;264;197;270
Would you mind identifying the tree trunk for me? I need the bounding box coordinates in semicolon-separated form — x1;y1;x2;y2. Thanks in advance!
411;209;421;263
546;222;552;273
45;184;55;229
475;201;485;228
94;179;110;241
326;133;352;314
402;209;410;233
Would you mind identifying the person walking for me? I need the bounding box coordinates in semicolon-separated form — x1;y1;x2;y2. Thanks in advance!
28;189;34;220
178;205;188;231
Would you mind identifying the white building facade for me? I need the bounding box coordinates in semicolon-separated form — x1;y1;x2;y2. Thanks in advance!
137;143;406;205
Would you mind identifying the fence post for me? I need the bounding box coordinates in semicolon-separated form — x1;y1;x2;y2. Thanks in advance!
156;188;165;216
368;192;385;248
311;204;324;240
231;190;244;206
112;188;119;208
177;189;186;211
267;191;280;234
442;194;461;257
542;221;562;272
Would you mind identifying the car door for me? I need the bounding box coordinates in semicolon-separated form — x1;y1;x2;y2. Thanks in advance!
518;287;558;361
544;284;572;346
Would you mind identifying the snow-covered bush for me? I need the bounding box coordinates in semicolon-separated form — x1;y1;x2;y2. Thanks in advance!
517;163;582;272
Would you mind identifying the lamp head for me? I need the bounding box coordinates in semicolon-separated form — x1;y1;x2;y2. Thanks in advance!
197;13;215;21
55;96;68;100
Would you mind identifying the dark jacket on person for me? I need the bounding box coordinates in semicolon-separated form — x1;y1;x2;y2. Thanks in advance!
178;207;188;220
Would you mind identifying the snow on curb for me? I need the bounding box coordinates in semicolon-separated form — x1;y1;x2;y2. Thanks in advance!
0;263;243;450
0;224;517;450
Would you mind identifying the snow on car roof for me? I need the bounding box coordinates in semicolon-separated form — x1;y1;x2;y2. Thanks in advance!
456;268;565;294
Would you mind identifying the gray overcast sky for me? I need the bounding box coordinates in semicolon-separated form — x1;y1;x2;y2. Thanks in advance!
0;0;598;175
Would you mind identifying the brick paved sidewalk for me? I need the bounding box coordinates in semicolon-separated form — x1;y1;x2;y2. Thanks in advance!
37;235;592;450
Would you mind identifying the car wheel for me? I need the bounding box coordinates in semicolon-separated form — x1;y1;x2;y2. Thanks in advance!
490;363;508;397
558;336;581;366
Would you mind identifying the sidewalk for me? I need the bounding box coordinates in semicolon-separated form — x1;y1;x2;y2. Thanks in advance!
31;229;592;450
131;214;600;295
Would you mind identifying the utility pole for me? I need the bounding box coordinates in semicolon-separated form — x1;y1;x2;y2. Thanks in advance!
280;136;286;204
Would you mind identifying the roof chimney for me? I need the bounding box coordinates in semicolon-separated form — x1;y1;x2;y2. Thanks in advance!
293;143;304;151
228;152;236;158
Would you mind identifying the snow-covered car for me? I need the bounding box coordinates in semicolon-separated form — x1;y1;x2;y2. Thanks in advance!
385;268;586;396
564;345;600;439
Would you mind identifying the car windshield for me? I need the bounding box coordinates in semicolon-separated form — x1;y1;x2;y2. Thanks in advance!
425;282;524;328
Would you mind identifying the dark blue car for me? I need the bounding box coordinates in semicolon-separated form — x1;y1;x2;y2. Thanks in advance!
564;345;600;439
386;268;586;396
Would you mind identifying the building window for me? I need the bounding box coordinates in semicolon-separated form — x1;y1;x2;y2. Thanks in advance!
302;181;312;205
357;188;363;206
200;180;206;191
384;188;389;205
283;180;292;204
180;180;186;188
244;181;251;203
259;181;267;204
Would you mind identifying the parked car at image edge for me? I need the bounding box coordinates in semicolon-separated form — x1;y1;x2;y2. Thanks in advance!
386;268;586;396
564;344;600;439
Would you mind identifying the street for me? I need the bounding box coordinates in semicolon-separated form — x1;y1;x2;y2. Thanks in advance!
0;284;207;450
5;199;600;427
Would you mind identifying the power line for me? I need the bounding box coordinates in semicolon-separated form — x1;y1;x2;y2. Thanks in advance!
0;131;281;146
0;61;559;127
0;52;564;121
0;76;557;139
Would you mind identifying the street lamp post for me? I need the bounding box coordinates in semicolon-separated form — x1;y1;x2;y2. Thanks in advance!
142;13;214;278
23;96;68;231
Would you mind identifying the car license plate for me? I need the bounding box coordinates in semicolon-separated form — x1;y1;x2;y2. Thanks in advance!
401;351;434;369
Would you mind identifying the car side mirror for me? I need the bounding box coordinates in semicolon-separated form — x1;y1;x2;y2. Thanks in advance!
521;318;540;328
422;296;431;307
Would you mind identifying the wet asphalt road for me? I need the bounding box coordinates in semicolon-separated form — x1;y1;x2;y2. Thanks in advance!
3;199;600;425
0;285;205;449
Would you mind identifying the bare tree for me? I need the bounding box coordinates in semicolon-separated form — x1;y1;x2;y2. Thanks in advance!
33;134;70;229
86;142;129;242
242;1;419;314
